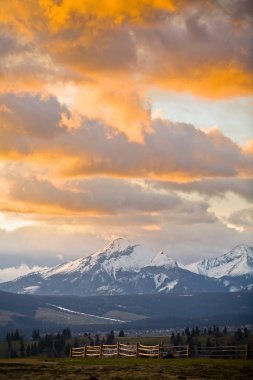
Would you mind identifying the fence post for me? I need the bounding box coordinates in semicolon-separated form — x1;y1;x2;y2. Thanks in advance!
100;344;103;358
136;343;139;358
69;347;72;358
246;344;248;360
158;344;161;359
117;343;119;358
84;345;87;358
186;345;189;358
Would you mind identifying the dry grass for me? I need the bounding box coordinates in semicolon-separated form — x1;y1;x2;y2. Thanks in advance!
0;357;252;380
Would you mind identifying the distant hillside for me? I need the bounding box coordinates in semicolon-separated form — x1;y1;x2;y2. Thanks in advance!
0;290;252;338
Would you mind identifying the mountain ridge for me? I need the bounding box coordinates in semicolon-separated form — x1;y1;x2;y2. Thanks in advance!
185;244;253;278
0;239;252;295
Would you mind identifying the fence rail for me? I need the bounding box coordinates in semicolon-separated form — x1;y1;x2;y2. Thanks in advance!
70;343;248;359
189;344;247;359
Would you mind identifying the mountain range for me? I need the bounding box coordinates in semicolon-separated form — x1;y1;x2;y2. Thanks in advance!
0;239;252;296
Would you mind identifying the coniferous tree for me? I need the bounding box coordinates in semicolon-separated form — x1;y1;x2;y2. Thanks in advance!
170;332;176;345
185;327;190;336
106;330;115;345
10;348;18;358
38;338;45;353
176;332;181;345
95;334;100;345
65;342;71;357
6;332;11;349
14;329;20;341
244;327;249;338
19;339;25;358
234;328;242;341
73;337;79;348
26;344;31;357
206;337;211;348
32;329;40;340
62;328;71;339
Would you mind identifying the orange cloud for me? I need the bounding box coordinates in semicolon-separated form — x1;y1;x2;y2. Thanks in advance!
0;92;252;181
0;0;253;140
243;139;253;155
153;64;253;99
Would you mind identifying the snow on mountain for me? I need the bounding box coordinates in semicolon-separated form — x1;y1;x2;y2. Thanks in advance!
158;280;178;293
42;238;155;280
92;238;155;274
150;251;178;268
0;241;252;295
0;264;49;283
185;245;253;278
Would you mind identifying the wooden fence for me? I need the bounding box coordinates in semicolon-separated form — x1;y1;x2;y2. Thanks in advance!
70;343;248;359
189;344;248;359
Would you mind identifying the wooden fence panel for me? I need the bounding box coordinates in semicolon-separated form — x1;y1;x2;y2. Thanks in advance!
70;344;247;360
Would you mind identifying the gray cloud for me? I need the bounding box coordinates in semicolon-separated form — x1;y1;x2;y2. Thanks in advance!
5;174;216;221
228;208;253;230
0;93;252;178
149;178;253;203
58;119;252;178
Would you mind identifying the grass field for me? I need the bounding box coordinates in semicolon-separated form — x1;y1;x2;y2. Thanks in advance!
0;357;252;379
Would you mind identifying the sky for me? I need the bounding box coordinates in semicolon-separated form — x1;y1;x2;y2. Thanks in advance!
0;0;252;274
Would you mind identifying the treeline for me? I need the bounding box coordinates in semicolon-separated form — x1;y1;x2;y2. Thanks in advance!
4;328;124;358
170;325;250;348
3;326;250;358
5;328;72;358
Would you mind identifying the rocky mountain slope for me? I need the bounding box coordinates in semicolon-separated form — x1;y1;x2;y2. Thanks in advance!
0;239;252;295
186;245;253;278
185;245;253;292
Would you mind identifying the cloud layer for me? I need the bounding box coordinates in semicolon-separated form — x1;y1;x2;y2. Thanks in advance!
0;0;252;265
0;1;253;139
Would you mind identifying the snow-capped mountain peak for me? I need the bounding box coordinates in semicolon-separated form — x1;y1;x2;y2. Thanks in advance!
150;251;178;268
88;238;155;275
0;242;252;295
186;244;253;278
91;238;135;258
227;244;253;261
42;238;155;279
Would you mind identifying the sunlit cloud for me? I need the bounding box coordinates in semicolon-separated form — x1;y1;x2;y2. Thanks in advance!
0;0;252;263
0;92;252;180
0;1;252;140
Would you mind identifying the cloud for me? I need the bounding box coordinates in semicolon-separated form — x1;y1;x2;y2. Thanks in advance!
0;92;69;157
2;174;217;222
0;264;48;283
43;120;253;178
150;178;253;203
228;208;253;231
0;1;252;265
0;92;252;179
0;1;252;140
0;208;251;265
